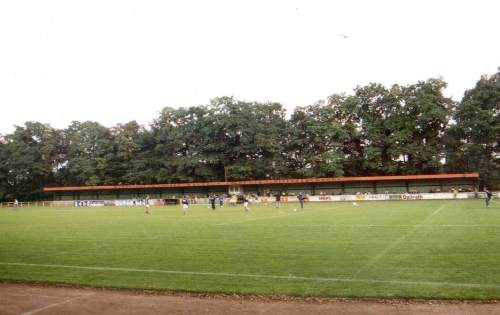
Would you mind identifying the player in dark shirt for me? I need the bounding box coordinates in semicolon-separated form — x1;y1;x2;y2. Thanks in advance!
485;189;493;208
274;192;281;208
298;192;305;209
209;194;216;210
181;196;189;215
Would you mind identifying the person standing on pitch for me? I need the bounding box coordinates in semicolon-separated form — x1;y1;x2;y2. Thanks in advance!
230;194;237;207
274;192;281;208
181;196;189;215
145;195;150;214
298;192;305;210
219;194;224;207
485;188;493;208
209;193;216;210
254;194;260;206
243;195;250;212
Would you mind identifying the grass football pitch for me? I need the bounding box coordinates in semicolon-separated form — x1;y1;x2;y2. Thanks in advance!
1;199;500;299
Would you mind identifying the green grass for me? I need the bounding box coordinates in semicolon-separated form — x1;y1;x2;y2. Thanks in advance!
1;199;500;299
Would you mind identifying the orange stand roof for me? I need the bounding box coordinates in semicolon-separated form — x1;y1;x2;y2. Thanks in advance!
43;173;479;192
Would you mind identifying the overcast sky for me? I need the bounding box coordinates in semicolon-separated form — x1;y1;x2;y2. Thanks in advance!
1;0;499;134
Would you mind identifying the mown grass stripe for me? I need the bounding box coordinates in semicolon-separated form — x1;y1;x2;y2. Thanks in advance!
1;261;499;290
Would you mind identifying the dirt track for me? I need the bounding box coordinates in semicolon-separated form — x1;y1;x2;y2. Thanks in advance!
1;282;500;315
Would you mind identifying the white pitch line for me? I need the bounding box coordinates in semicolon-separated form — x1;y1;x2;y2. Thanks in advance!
1;261;499;290
20;292;95;315
355;204;447;276
430;204;446;217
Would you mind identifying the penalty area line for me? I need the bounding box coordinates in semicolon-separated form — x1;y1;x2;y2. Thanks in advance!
0;261;499;290
355;204;447;276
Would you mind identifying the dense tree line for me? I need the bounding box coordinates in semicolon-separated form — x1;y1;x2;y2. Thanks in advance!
1;70;498;201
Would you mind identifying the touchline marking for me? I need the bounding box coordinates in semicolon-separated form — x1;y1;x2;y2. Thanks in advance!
355;204;447;276
1;262;499;290
20;292;95;315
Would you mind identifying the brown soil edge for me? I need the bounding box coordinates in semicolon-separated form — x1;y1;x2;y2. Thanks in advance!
1;279;499;306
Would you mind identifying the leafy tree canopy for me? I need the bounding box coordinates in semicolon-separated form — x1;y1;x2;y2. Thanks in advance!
1;70;499;201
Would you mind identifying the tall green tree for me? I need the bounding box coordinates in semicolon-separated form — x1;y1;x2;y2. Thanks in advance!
3;122;64;200
287;102;346;177
1;71;497;198
447;70;500;188
108;121;148;184
327;79;453;176
327;84;405;175
152;106;217;182
327;94;365;176
0;135;9;201
399;79;454;174
200;97;288;180
353;83;403;175
59;121;115;185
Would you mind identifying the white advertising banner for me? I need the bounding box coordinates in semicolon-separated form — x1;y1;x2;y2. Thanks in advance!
70;192;480;207
291;192;471;202
74;200;105;207
419;192;468;200
114;199;146;206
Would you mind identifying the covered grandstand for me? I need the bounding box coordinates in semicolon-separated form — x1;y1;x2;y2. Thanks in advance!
44;173;479;201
